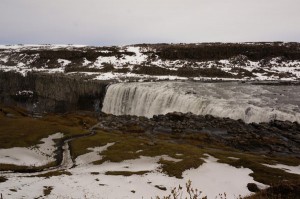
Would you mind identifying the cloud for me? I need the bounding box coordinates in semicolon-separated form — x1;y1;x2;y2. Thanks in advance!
0;0;299;45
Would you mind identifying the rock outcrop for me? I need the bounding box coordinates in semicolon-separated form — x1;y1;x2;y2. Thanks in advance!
97;112;300;156
0;71;109;113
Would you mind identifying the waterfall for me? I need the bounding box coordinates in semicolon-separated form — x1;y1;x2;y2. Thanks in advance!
102;82;300;123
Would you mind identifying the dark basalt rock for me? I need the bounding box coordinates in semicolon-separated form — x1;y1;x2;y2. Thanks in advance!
97;112;300;157
247;183;260;193
0;71;109;113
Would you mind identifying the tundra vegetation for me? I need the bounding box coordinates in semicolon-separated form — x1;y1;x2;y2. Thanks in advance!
0;105;299;198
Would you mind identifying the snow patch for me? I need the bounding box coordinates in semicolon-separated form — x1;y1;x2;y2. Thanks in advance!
262;163;300;175
58;59;71;67
75;143;115;166
82;58;92;66
182;155;267;198
0;133;63;167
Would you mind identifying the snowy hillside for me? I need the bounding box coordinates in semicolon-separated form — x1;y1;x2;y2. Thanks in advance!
1;43;300;82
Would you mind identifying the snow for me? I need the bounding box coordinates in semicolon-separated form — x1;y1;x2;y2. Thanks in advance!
93;72;188;81
82;58;92;66
91;46;148;68
0;148;50;167
228;157;240;160
58;59;71;67
0;64;65;77
183;155;266;198
159;155;181;162
1;44;300;81
75;143;115;166
99;50;112;53
0;154;267;199
93;72;117;80
60;142;73;170
262;163;300;175
16;90;33;95
0;56;9;63
0;133;63;167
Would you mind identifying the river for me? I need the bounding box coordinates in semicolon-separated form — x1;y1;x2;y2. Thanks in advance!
102;81;300;123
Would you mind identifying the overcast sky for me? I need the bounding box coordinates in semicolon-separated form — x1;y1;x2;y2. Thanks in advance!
0;0;299;46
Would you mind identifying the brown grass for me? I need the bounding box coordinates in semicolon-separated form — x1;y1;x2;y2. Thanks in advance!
0;105;97;149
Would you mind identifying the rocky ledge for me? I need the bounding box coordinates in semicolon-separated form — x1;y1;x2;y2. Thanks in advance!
97;112;300;156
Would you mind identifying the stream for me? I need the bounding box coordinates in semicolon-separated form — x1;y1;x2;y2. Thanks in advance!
0;122;101;177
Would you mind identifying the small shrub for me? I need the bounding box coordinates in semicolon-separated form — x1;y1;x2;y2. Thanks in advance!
43;186;53;196
247;183;260;193
0;176;7;183
155;180;207;199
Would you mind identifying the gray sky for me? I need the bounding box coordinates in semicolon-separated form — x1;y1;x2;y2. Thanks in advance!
1;0;299;45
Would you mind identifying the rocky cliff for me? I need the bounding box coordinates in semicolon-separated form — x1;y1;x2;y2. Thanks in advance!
0;71;109;113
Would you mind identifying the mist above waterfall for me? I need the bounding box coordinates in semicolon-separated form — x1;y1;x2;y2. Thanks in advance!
102;82;300;123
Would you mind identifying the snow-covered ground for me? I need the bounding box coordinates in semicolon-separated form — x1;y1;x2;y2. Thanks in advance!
75;143;115;166
0;133;63;167
0;153;267;199
1;44;300;82
93;72;188;81
0;133;270;199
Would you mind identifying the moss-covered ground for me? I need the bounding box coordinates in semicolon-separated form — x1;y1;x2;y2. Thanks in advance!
0;104;97;148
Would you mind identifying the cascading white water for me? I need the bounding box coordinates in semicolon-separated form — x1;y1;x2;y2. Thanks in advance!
102;82;300;123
